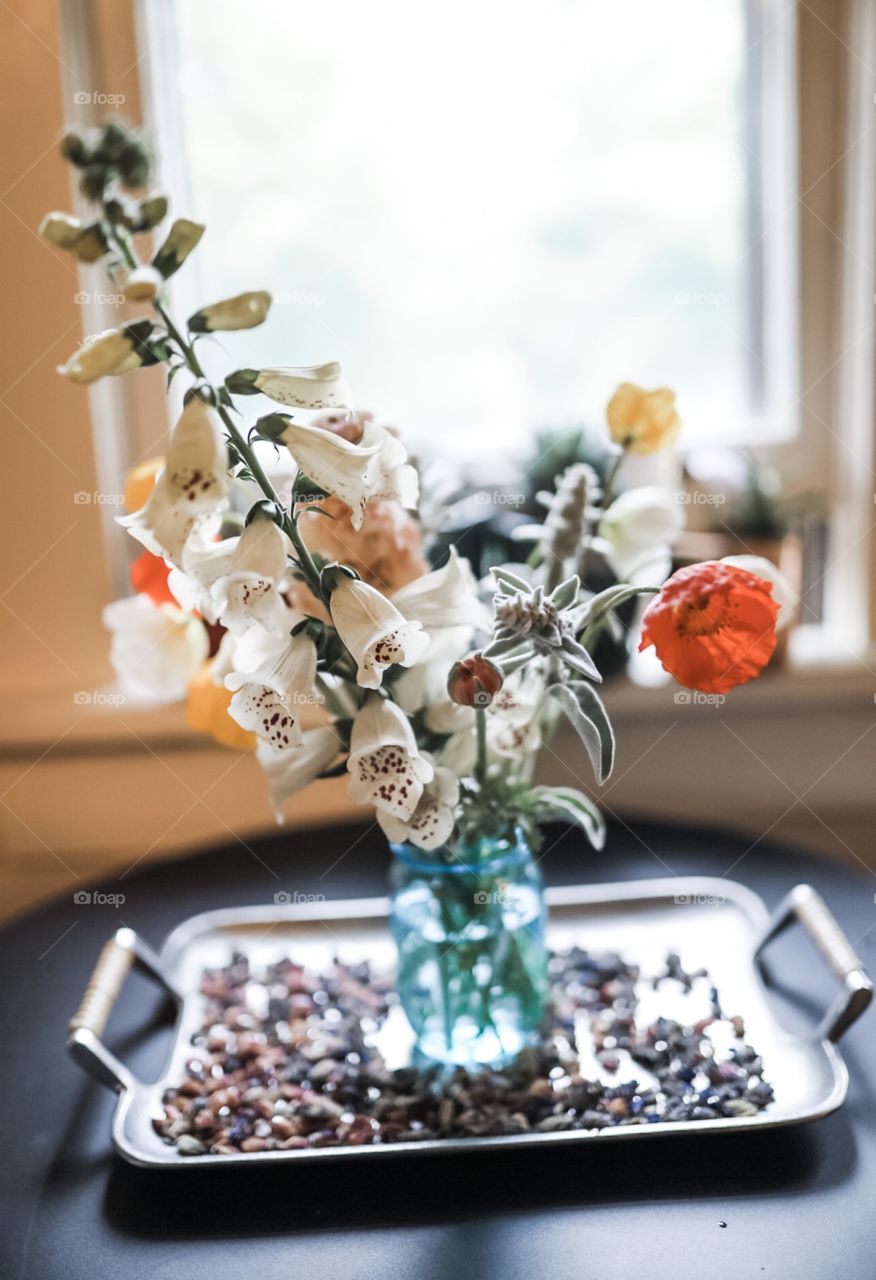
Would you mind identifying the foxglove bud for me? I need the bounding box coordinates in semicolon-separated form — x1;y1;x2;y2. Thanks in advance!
152;218;205;278
188;290;272;333
446;653;503;708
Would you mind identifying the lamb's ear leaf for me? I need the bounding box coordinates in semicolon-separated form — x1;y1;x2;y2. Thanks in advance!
545;681;615;783
532;785;605;850
491;566;530;595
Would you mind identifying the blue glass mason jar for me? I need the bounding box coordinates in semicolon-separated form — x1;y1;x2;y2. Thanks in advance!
388;830;548;1067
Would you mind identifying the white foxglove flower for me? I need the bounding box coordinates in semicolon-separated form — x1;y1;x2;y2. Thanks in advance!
119;398;230;564
392;547;490;631
257;727;344;822
210;515;292;638
279;420;417;530
347;696;433;821
596;486;683;585
329;575;429;689
224;632;317;751
229;363;351;409
168;516;238;621
378;760;459;851
721;555;796;631
103;595;208;703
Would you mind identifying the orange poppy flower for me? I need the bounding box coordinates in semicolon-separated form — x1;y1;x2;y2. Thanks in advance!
130;549;178;608
639;561;778;694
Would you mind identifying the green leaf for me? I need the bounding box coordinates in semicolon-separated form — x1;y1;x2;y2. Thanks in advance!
545;680;615;783
490;566;530;595
533;785;606;850
549;574;580;610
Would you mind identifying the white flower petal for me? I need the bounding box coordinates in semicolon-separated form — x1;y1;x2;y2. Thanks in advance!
257;726;344;822
225;633;317;751
103;595;208;703
392;547;489;631
255;362;351;409
330;576;429;689
347;696;433;820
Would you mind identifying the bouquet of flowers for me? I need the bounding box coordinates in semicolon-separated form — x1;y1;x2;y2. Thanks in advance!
44;121;789;1061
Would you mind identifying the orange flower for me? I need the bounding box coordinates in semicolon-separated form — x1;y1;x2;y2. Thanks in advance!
639;561;778;694
186;659;254;750
606;383;680;455
130;549;177;607
123;457;164;512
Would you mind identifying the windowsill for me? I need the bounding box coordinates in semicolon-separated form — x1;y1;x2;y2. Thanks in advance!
1;651;874;758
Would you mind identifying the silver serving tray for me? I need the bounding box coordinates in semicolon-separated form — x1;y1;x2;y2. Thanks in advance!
67;876;872;1168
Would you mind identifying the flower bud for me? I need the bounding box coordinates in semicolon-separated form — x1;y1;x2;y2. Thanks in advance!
124;265;163;303
39;212;82;251
446;653;503;708
152;218;206;278
188;290;272;333
134;194;168;232
71;222;110;264
60;129;88;166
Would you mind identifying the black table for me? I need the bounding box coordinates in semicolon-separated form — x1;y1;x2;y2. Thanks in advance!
2;820;874;1280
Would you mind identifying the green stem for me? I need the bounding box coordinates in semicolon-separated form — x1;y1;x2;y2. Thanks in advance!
475;706;488;792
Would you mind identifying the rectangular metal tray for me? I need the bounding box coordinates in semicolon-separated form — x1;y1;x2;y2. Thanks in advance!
68;876;872;1167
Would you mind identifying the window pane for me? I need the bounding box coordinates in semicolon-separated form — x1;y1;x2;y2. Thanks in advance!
170;0;770;449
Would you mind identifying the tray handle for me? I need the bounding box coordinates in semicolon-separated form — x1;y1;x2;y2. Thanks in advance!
754;883;873;1042
67;927;180;1091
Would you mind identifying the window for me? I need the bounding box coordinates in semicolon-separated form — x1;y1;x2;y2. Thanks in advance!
154;0;797;451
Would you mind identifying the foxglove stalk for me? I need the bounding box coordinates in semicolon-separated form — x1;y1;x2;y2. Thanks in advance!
257;727;344;822
278;420;417;530
328;574;429;689
120;398;231;564
347;695;433;821
224;632;318;751
377;760;459;851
